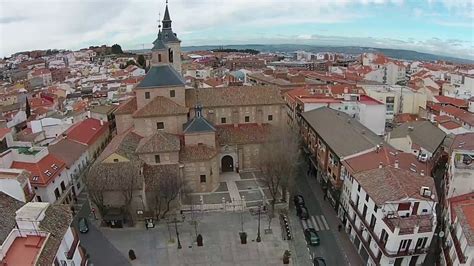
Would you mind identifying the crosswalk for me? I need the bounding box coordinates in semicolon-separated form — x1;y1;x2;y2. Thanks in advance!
310;215;330;231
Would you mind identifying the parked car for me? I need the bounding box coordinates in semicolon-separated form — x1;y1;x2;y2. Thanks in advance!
293;194;305;207
304;228;320;246
298;206;309;220
313;257;326;266
78;217;89;233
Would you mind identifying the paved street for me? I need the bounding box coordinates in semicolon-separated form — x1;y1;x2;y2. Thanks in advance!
291;163;363;266
73;191;130;266
101;212;291;265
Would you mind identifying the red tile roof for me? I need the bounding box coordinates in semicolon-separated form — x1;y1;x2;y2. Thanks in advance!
440;105;474;126
114;97;137;115
65;118;108;146
434;95;468;108
343;146;427;175
11;155;66;186
0;128;11;139
440;121;462;130
29;97;53;109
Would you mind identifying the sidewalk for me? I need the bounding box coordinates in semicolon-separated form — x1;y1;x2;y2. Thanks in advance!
304;174;363;266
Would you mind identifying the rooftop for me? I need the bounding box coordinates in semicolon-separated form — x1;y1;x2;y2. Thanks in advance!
133;96;188;118
11;154;65;186
354;166;437;206
185;86;285;108
136;131;180;154
0;192;24;244
2;235;46;266
135;65;185;88
302;107;383;158
390;121;446;154
64;118;109;146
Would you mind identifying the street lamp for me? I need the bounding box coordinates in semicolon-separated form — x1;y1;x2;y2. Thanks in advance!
174;218;182;249
256;205;262;242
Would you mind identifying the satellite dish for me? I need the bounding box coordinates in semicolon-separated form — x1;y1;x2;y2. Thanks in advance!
438;231;445;238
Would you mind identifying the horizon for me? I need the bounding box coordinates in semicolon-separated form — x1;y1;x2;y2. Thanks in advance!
1;0;473;60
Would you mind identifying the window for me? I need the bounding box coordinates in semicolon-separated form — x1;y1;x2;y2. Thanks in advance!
381;229;389;247
156;122;164;130
158;54;162;62
365;194;369;202
200;175;206;183
113;158;119;162
397;202;411;211
370;215;376;229
36;196;42;202
398;239;412;252
268;115;273;121
374;205;378;212
54;188;60;200
221;117;227;124
245;116;250;122
145;91;150;99
170;90;175;98
362;205;368;219
60;181;66;192
416;237;428;249
155;155;161;164
357;184;361;192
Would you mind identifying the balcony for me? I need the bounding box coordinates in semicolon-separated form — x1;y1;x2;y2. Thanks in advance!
383;214;434;235
450;228;467;264
347;213;382;265
65;229;80;260
349;200;430;258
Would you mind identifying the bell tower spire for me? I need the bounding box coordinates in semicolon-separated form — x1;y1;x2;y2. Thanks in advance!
162;0;172;30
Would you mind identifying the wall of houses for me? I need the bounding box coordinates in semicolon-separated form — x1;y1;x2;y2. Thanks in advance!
135;85;186;109
183;157;219;193
195;104;285;126
34;170;71;203
184;132;215;148
139;151;179;165
116;114;133;134
134;115;187;136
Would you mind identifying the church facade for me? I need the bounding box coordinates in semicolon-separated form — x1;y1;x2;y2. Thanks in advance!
89;3;286;216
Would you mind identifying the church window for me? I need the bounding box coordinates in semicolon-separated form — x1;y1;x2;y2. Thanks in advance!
158;54;162;62
145;91;150;99
170;90;175;97
157;122;164;130
168;48;174;63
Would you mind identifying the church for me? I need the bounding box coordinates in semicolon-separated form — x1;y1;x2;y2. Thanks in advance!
88;2;286;218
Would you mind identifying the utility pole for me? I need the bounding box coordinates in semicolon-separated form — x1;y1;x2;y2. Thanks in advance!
174;218;182;249
256;205;262;242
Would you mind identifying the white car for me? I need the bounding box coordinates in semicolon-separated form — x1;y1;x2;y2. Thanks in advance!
418;153;429;162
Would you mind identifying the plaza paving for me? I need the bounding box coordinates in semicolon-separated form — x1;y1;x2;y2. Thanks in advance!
101;212;292;266
182;171;269;210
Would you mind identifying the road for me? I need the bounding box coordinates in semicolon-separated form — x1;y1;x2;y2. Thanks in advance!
73;192;130;266
290;164;363;266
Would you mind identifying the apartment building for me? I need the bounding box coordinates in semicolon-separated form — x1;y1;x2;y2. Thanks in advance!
300;107;383;209
341;165;436;265
0;168;35;202
0;200;86;266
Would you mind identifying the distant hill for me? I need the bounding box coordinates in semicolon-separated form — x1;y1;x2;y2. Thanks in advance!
179;44;473;64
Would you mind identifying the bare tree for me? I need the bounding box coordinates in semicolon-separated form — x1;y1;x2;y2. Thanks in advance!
259;124;301;220
85;170;108;214
144;164;184;219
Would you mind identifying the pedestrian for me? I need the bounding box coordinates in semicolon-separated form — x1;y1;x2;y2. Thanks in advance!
338;224;342;232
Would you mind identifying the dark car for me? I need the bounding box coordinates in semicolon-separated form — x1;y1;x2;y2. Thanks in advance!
304;228;320;246
293;194;305;207
313;257;326;266
298;206;309;220
78;217;89;233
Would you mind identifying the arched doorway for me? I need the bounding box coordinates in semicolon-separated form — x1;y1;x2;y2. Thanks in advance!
221;155;234;172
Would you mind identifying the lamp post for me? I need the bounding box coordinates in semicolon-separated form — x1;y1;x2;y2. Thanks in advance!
174;218;182;249
256;205;262;242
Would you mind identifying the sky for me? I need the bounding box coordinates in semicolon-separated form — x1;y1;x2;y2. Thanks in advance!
0;0;473;59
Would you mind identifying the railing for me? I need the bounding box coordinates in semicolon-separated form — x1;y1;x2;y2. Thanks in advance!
66;230;79;259
349;200;429;258
443;245;453;266
450;228;467;264
347;213;382;265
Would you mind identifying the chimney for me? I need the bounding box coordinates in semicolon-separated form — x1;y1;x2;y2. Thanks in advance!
420;170;425;176
394;160;399;168
379;162;383;168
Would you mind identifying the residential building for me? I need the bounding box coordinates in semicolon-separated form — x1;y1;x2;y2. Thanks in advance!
341;165;436;265
8;147;70;204
387;121;446;165
300;107;383;208
0;201;86;266
445;133;474;201
64;118;110;159
0;168;35;202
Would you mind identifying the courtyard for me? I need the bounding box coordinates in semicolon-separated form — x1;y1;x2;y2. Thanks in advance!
101;211;292;266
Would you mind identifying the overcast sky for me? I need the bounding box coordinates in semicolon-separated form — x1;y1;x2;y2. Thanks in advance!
0;0;473;59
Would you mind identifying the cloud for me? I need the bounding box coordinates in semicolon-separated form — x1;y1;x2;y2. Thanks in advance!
0;0;472;59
